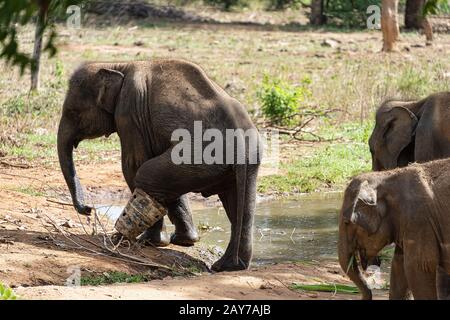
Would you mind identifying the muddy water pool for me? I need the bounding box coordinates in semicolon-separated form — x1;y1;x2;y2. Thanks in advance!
96;193;342;264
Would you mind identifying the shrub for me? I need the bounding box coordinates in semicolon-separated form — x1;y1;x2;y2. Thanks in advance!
203;0;245;10
324;0;381;28
268;0;303;9
257;74;312;126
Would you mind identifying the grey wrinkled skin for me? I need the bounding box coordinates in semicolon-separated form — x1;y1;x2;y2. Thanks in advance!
369;92;450;171
57;59;262;272
338;159;450;300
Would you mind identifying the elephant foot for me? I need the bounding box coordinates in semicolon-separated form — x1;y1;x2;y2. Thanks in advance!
111;232;128;245
170;231;199;247
211;254;249;272
139;229;170;247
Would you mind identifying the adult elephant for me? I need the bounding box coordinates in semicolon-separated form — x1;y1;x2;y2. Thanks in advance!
57;59;262;272
369;92;450;171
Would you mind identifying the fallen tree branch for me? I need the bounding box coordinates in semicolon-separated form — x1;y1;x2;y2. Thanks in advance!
41;213;192;274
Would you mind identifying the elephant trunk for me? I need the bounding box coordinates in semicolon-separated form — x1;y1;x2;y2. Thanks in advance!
57;116;92;215
338;223;372;300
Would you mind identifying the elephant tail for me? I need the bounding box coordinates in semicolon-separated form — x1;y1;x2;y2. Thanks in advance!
234;163;247;266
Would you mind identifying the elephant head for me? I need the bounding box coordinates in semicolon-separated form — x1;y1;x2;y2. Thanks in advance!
338;177;394;300
57;63;125;215
369;100;419;171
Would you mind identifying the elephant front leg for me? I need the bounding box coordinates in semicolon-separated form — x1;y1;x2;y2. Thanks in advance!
167;195;199;247
121;154;170;247
389;247;410;300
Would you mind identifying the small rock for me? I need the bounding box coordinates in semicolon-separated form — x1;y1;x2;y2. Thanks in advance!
259;283;273;290
321;39;340;48
60;219;80;228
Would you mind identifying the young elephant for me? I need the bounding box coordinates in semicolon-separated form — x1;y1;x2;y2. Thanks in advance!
369;92;450;171
57;59;262;272
339;159;450;299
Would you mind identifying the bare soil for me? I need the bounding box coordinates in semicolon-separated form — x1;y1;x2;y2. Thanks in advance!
15;262;388;300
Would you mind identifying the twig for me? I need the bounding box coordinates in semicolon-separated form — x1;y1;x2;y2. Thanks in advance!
42;213;184;273
46;198;73;206
0;160;31;169
290;227;296;244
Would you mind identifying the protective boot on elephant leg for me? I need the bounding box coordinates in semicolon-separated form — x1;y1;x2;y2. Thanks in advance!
167;196;199;247
114;188;168;243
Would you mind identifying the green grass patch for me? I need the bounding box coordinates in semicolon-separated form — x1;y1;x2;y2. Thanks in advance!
0;283;17;300
258;121;372;194
80;271;150;286
11;186;44;197
290;283;359;294
379;245;395;261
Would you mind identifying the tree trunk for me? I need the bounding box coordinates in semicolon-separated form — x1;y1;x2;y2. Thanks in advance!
405;0;425;29
381;0;400;52
310;0;325;25
423;17;433;45
30;0;50;91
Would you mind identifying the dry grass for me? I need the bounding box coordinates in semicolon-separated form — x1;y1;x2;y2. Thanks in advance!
0;8;449;190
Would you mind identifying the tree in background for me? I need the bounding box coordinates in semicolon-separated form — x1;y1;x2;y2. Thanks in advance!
381;0;400;51
405;0;426;29
31;0;51;91
310;0;326;25
0;0;83;91
204;0;241;11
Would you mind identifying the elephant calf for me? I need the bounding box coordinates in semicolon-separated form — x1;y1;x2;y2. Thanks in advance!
369;92;450;171
57;59;262;272
339;159;450;299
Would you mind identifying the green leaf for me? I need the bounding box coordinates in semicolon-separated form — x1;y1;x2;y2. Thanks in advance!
291;283;360;294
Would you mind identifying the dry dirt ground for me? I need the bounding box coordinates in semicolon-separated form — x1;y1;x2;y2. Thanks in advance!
0;162;385;300
14;263;387;300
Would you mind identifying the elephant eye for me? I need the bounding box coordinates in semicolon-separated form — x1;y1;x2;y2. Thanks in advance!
382;120;395;140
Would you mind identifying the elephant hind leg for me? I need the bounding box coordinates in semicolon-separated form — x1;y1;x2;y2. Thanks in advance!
167;195;199;247
212;165;258;272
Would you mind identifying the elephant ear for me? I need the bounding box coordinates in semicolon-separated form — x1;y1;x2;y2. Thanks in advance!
96;68;124;114
383;106;418;162
350;181;386;235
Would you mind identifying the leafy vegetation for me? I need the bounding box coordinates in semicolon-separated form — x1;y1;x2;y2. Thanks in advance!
290;282;359;294
324;0;381;27
258;75;313;126
424;0;450;15
0;0;85;73
0;283;17;300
